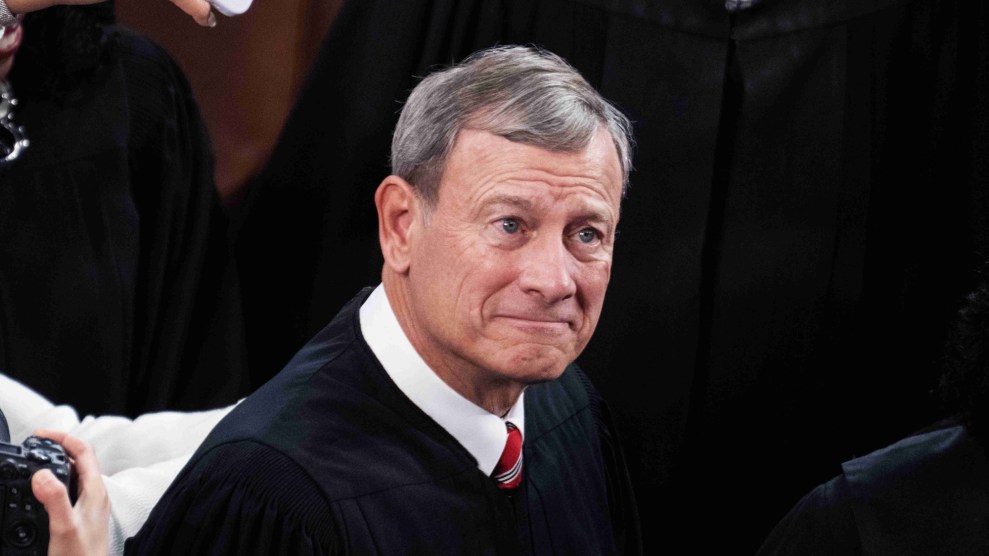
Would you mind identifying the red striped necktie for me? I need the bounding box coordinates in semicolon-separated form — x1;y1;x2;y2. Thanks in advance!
492;422;523;490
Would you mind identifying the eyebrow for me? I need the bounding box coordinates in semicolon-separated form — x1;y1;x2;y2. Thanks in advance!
481;195;534;211
479;193;616;228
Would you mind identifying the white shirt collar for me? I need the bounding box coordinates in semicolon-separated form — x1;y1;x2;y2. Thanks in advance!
359;284;525;476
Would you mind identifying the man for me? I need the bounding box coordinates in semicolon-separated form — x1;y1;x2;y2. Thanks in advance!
125;45;640;554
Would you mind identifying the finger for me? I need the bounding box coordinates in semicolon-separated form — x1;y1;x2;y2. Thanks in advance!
32;428;69;445
31;469;76;536
169;0;215;27
32;430;106;502
33;429;92;469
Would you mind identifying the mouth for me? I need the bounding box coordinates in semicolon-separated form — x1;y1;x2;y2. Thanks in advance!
496;315;576;336
0;23;23;60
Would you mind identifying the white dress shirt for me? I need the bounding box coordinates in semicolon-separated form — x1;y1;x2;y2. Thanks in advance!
359;284;525;476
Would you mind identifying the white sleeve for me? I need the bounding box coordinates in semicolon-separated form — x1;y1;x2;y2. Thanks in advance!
0;373;84;443
0;372;237;472
0;372;238;555
70;404;237;475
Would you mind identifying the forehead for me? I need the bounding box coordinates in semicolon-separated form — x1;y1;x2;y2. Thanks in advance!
437;129;624;212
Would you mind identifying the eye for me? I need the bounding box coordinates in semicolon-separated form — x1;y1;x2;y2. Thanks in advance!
501;218;521;234
576;227;599;244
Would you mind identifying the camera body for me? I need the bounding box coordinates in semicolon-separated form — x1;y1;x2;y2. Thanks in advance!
0;436;72;556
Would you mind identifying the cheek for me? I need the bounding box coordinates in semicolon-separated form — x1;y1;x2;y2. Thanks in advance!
416;231;507;324
463;254;520;317
576;262;612;320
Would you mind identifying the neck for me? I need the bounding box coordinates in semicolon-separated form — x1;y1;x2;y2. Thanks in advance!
382;272;524;416
444;371;524;418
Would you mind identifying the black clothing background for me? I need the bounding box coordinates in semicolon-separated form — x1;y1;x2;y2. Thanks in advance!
234;0;989;551
756;423;989;555
0;25;250;416
126;289;640;555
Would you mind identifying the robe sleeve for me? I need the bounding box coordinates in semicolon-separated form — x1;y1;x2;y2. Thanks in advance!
125;441;337;556
755;475;862;556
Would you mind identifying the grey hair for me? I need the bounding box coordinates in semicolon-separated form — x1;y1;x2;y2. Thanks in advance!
390;45;633;207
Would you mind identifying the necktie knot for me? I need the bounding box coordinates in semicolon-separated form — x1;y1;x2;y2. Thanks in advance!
492;422;523;490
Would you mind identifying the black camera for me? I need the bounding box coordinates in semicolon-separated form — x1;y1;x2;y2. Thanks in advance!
0;436;72;556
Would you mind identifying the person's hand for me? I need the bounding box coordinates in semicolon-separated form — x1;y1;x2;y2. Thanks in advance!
4;0;217;27
30;429;110;556
168;0;216;27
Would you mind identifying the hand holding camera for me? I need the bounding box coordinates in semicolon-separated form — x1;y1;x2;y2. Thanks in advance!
0;435;71;555
0;431;107;556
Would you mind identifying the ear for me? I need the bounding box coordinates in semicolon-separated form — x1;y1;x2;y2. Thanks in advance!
375;175;420;274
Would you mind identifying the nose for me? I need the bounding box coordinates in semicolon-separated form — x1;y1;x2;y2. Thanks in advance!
518;234;577;304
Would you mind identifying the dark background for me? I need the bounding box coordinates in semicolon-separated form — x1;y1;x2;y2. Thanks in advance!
117;0;343;202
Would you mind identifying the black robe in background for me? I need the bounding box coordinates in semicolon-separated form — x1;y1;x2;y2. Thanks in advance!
0;26;249;417
234;0;989;551
756;423;989;555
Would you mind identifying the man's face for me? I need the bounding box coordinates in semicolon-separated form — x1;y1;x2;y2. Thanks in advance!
404;127;623;391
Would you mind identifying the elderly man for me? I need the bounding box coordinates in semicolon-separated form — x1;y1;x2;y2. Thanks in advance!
126;45;640;554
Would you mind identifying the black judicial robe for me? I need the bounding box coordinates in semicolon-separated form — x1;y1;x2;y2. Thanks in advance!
0;26;249;416
234;1;989;550
125;289;641;555
757;424;989;555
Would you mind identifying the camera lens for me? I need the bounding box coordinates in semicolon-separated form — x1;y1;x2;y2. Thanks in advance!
7;520;37;547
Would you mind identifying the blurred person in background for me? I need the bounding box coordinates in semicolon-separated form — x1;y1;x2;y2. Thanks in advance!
0;0;250;418
1;3;247;553
757;261;989;555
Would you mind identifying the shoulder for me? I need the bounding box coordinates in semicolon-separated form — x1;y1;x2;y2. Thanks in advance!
758;424;989;556
756;475;861;556
104;26;205;151
842;423;984;491
839;424;989;554
198;290;377;452
525;363;622;445
525;364;594;435
186;289;479;495
524;365;606;461
179;440;334;522
126;440;337;555
109;26;189;85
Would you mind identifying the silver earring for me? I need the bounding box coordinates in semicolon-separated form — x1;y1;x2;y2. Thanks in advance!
0;80;29;167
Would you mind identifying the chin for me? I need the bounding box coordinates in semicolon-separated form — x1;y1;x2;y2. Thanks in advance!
497;345;574;384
